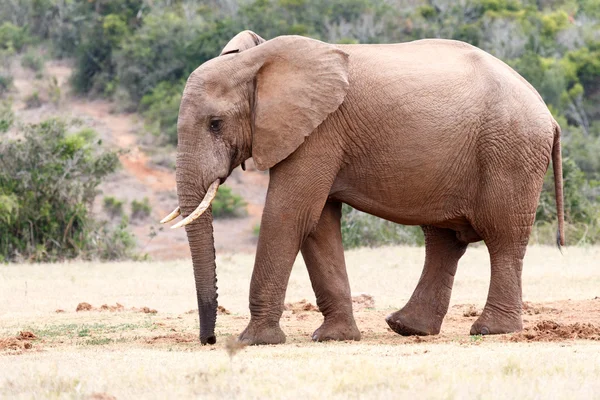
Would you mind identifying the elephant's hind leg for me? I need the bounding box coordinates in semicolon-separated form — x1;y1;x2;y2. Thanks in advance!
386;226;467;336
469;174;541;335
301;201;361;342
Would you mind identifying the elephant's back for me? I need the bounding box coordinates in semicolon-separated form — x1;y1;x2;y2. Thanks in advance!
338;39;545;108
337;39;555;143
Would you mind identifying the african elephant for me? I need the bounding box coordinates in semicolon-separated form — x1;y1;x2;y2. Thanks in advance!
161;30;564;345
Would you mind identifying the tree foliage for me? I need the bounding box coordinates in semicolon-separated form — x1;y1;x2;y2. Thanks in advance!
0;119;137;262
2;0;600;246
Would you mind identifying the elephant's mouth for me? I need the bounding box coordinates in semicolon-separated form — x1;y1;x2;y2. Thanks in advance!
160;179;220;228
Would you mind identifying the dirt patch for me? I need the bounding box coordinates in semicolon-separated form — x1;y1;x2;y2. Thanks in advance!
133;306;157;314
185;306;231;315
85;393;117;400
522;301;559;315
450;303;481;317
218;305;231;315
285;299;319;314
0;331;38;352
352;293;375;311
100;303;125;312
18;331;37;340
511;320;600;342
55;309;65;313
146;333;196;344
462;305;480;317
76;302;157;313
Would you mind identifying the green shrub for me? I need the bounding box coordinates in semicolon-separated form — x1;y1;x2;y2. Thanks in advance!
0;119;138;262
21;50;44;72
24;91;42;108
0;100;13;132
47;76;61;106
341;205;424;249
131;197;152;220
537;157;599;224
212;186;247;219
93;216;138;261
530;220;600;246
103;196;124;218
253;223;261;237
139;80;184;145
0;73;12;95
0;22;29;52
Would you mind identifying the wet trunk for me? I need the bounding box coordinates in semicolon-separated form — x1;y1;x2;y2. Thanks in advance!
181;200;218;345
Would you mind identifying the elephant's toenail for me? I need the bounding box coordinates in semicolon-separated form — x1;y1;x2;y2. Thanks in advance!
481;327;489;335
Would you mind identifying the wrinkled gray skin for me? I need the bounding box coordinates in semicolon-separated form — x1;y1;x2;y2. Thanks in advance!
172;31;564;345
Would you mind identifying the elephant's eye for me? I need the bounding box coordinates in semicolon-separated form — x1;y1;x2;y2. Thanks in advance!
209;119;223;134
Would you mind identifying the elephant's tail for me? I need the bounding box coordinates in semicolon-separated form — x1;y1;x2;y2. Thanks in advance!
552;123;565;249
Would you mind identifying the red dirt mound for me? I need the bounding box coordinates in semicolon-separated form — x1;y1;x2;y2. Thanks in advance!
76;302;93;311
352;294;375;311
18;331;37;340
76;302;157;313
218;305;231;315
511;320;600;342
285;299;319;313
132;306;157;314
100;303;125;312
0;331;38;352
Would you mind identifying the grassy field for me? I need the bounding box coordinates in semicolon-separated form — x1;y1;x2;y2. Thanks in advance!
1;245;600;399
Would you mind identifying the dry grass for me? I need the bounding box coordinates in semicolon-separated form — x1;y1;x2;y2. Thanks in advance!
1;245;600;399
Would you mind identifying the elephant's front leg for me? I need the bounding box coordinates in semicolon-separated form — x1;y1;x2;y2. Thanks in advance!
301;201;361;342
238;166;337;345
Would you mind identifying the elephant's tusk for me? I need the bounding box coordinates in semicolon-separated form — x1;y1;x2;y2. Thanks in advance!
170;180;220;229
159;207;181;224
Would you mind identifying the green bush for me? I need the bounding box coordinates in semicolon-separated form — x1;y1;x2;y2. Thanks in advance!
103;196;124;218
0;73;12;95
212;186;247;219
94;216;138;261
24;91;42;108
0;100;13;132
0;119;138;262
139;81;184;145
341;205;424;249
21;50;44;72
131;197;152;220
0;22;29;51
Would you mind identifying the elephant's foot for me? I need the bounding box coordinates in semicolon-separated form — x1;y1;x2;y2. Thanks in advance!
385;308;442;336
238;321;286;345
312;315;361;342
469;306;522;335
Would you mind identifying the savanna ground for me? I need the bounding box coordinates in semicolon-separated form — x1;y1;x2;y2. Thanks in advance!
1;245;600;399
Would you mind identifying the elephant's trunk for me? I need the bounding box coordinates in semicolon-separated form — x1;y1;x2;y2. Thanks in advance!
176;163;219;345
183;206;218;345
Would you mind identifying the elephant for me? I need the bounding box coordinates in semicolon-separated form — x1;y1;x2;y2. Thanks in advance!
160;30;564;345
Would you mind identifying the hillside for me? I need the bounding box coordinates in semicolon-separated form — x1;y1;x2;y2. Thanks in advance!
8;55;268;259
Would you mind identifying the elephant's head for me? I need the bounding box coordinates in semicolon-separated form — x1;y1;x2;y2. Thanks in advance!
160;31;349;344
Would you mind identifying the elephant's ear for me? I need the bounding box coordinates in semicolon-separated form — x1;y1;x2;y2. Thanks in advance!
220;30;265;56
243;36;350;170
